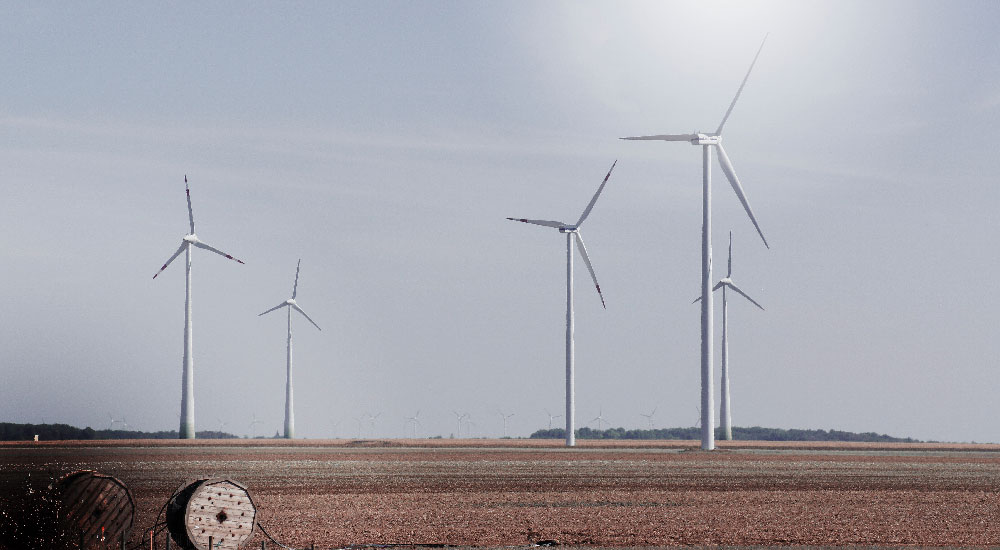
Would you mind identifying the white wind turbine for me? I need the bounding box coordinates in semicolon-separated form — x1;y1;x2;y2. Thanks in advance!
365;412;382;437
507;161;617;447
259;259;322;439
544;408;563;430
452;411;469;438
622;36;770;450
640;407;657;429
249;413;263;438
694;232;764;440
107;413;123;431
405;411;421;438
153;176;245;439
497;411;515;438
591;408;608;431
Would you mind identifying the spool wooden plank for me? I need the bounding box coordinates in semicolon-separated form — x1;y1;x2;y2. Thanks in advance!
55;470;134;550
167;478;257;550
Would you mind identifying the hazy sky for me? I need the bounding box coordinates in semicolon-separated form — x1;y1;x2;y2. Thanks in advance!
2;1;999;443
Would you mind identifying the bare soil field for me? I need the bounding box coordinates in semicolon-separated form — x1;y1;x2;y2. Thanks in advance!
2;439;999;548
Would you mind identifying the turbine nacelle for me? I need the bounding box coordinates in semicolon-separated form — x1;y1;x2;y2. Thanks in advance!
692;134;721;145
285;298;297;306
558;226;578;234
183;234;199;244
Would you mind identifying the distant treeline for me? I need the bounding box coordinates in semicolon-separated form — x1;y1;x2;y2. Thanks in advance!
0;423;242;441
530;426;918;442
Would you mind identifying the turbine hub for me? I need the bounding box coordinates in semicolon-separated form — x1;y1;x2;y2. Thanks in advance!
286;299;296;306
183;234;199;243
558;226;577;233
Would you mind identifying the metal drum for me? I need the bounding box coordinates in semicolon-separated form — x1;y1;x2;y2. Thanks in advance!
166;478;257;550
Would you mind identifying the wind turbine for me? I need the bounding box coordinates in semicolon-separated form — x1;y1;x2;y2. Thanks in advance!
693;232;764;440
405;411;421;438
365;412;382;437
153;176;245;439
622;36;770;451
452;410;469;438
507;161;617;447
107;413;122;431
640;407;657;429
249;413;263;438
497;411;515;438
544;408;563;430
591;408;608;431
259;259;322;439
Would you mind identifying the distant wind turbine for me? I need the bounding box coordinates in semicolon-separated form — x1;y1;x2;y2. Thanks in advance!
249;413;263;438
107;413;123;431
259;259;322;439
452;410;469;438
405;411;421;438
591;408;608;431
693;232;764;440
507;161;617;447
622;36;770;450
640;407;657;429
544;408;563;430
153;176;245;439
365;412;381;437
497;411;515;438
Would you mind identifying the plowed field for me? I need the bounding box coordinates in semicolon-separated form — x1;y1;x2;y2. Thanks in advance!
2;439;999;548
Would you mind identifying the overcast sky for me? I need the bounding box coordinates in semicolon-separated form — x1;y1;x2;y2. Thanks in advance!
2;1;998;443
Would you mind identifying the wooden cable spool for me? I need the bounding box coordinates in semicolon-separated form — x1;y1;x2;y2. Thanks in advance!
166;478;257;550
55;470;135;549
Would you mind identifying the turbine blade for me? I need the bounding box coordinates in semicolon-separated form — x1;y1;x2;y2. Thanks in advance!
576;160;617;227
619;134;699;141
725;281;765;311
715;143;768;248
574;231;605;309
716;33;768;135
258;302;288;316
292;259;301;299
185;175;195;234
506;218;567;228
692;282;724;303
152;243;186;279
192;240;246;264
292;303;322;331
728;231;733;277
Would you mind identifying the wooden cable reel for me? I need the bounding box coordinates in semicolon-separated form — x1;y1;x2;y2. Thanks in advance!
166;478;257;550
55;470;135;549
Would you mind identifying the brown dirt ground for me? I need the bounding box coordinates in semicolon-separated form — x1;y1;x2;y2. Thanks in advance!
2;439;999;548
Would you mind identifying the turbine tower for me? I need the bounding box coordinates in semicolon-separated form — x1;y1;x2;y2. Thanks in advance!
622;36;769;450
153;176;245;439
259;259;322;439
507;161;617;447
693;232;764;440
